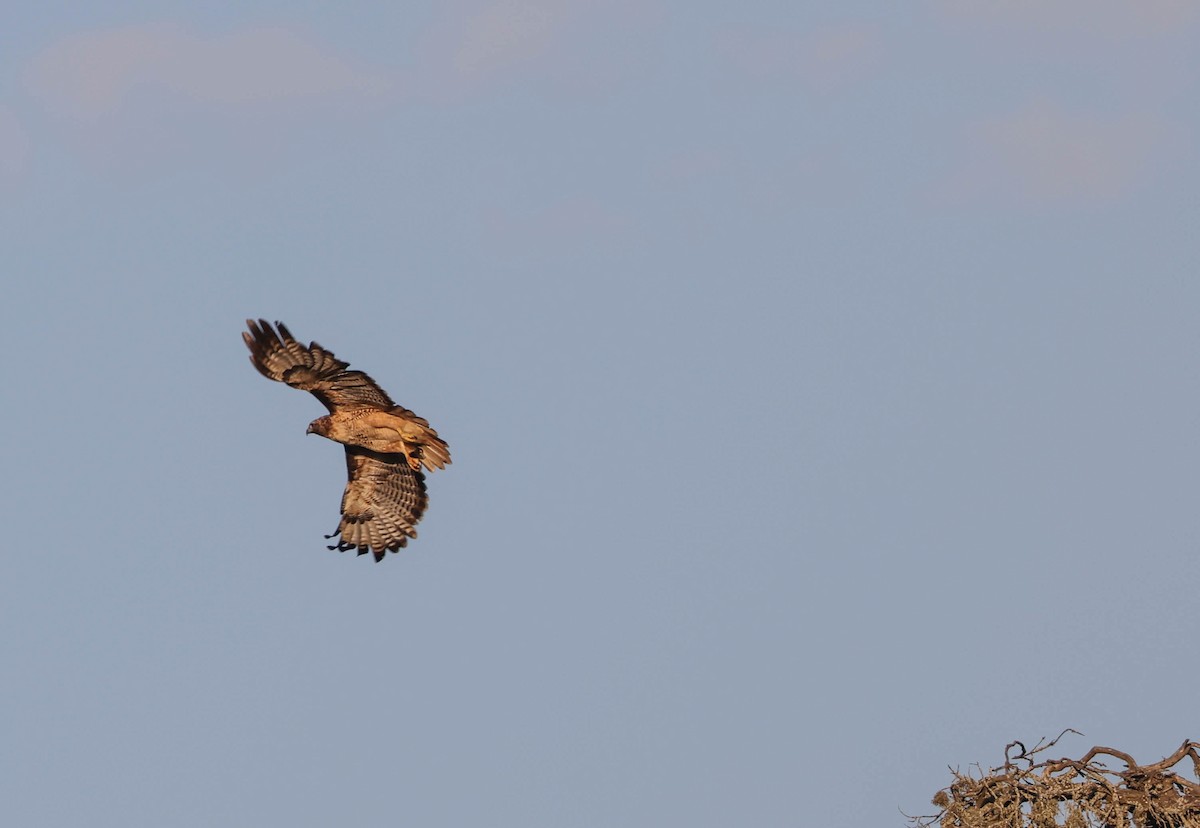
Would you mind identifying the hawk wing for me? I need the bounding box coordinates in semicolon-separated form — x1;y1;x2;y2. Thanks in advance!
326;448;430;562
243;319;395;411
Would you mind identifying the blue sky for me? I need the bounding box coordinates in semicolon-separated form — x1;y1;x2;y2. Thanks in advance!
3;2;1199;825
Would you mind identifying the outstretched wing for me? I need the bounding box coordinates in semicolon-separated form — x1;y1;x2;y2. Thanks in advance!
326;448;430;562
243;319;395;411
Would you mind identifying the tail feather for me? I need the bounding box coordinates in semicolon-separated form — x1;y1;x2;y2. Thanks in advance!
384;404;451;472
419;432;451;471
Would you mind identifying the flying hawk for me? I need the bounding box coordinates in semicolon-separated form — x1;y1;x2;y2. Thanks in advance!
243;319;450;561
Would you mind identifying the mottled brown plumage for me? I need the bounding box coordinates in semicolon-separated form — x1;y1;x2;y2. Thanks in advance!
243;319;451;561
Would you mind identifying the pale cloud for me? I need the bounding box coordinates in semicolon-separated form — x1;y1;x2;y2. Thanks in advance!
934;0;1200;36
0;105;31;179
415;0;664;99
452;0;568;78
716;24;882;93
944;101;1166;205
26;24;389;119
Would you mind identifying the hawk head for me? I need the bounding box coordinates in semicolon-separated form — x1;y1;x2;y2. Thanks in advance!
307;416;332;437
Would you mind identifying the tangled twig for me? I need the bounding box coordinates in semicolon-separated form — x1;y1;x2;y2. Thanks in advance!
913;737;1200;828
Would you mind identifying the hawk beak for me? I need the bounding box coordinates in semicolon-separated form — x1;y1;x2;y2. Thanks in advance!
306;424;316;435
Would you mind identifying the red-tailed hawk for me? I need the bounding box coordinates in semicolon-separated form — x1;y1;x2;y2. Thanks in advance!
243;319;451;561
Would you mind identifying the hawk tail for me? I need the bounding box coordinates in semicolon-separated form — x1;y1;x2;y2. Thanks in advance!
419;433;452;472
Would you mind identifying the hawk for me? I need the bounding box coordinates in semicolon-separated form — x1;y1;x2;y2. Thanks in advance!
243;319;450;561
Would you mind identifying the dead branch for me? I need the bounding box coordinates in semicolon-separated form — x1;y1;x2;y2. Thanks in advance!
914;737;1200;828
